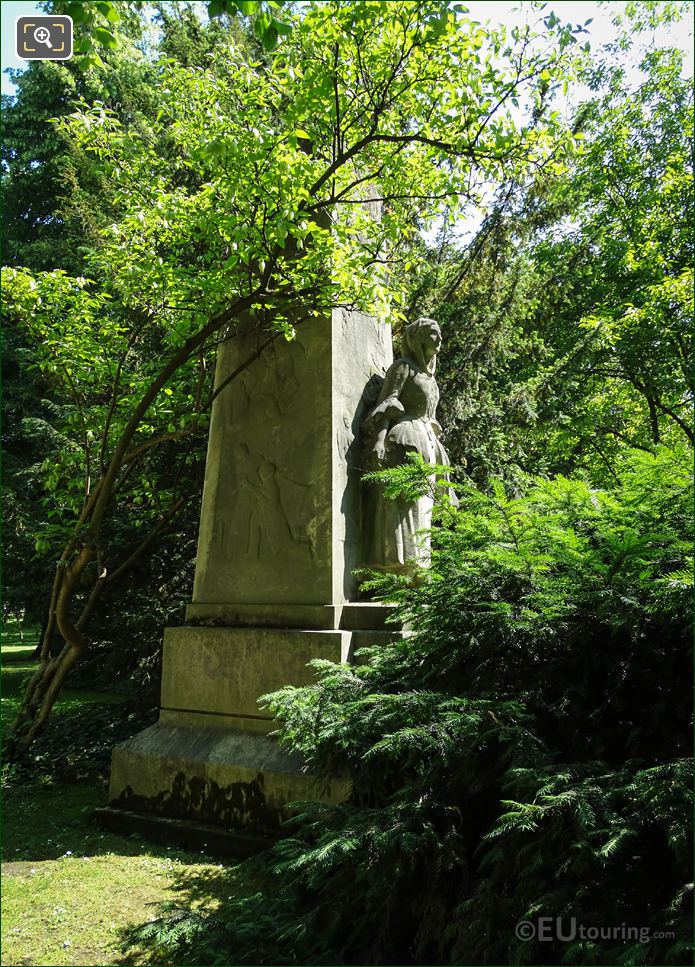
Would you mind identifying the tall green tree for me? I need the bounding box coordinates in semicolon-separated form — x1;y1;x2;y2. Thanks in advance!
412;43;692;486
2;12;157;633
1;3;247;650
5;0;581;752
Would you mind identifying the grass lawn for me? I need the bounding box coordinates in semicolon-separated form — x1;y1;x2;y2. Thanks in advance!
1;624;231;967
2;783;230;966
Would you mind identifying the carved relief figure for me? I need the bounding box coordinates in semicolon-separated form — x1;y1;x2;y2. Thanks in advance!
362;317;455;572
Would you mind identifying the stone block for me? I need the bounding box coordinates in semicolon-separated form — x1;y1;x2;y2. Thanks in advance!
108;621;398;835
160;626;348;724
184;600;400;630
109;723;349;835
104;304;400;842
191;309;392;610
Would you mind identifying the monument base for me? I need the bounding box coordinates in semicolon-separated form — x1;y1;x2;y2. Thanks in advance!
108;722;348;837
106;614;399;839
93;806;278;858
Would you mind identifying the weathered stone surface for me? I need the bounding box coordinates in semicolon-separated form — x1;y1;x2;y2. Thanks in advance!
109;724;349;835
191;309;391;615
158;708;276;735
106;307;400;839
155;624;403;735
184;600;399;630
160;626;347;724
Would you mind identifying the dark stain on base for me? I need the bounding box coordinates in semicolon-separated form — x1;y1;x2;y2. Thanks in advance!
112;770;283;835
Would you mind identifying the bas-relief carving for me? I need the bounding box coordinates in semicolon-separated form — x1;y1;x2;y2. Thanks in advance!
214;337;322;567
215;313;454;582
361;316;456;573
222;445;315;560
200;308;454;606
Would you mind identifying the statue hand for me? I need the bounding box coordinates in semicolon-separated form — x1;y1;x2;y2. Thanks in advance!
373;441;387;464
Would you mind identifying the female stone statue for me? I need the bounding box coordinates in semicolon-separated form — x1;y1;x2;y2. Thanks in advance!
362;316;455;572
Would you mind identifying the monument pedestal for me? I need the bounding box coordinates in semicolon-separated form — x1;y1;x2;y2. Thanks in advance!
104;308;398;845
108;610;398;836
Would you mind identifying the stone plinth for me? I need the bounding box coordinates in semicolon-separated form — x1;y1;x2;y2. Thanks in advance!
109;725;348;837
107;308;397;845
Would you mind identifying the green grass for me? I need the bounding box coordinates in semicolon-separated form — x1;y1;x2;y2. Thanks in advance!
1;620;40;666
1;617;132;734
2;644;39;661
1;628;232;967
2;781;229;966
1;618;40;647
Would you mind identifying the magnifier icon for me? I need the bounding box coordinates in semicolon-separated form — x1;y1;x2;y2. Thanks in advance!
34;26;53;48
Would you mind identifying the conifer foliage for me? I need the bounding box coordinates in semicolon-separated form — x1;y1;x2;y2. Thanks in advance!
129;446;692;965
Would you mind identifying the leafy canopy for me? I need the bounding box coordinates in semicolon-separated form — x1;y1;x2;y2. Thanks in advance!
50;1;579;335
3;0;585;751
3;0;582;566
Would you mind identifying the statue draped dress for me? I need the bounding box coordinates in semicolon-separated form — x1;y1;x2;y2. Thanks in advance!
363;354;452;571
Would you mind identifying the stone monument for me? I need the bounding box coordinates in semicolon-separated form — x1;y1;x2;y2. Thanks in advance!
103;306;400;846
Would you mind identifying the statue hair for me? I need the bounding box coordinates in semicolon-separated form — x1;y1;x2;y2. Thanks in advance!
400;317;441;375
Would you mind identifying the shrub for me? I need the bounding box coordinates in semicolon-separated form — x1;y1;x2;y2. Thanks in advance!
127;445;693;965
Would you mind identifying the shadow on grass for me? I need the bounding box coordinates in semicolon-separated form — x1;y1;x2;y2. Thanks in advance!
2;660;132;702
2;778;235;967
1;622;40;663
2;656;132;727
2;641;156;792
1;627;264;965
116;854;266;967
2;781;204;864
1;644;171;833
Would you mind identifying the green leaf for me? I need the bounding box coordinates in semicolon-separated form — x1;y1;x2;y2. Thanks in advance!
74;35;94;53
96;1;120;23
252;12;269;37
261;25;278;49
67;2;88;23
80;52;104;69
272;17;293;36
93;26;117;49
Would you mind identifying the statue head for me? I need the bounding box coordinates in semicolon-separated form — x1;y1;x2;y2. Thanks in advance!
400;317;442;374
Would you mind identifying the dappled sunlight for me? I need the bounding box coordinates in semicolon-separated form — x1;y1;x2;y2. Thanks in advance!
2;780;226;967
1;634;215;967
